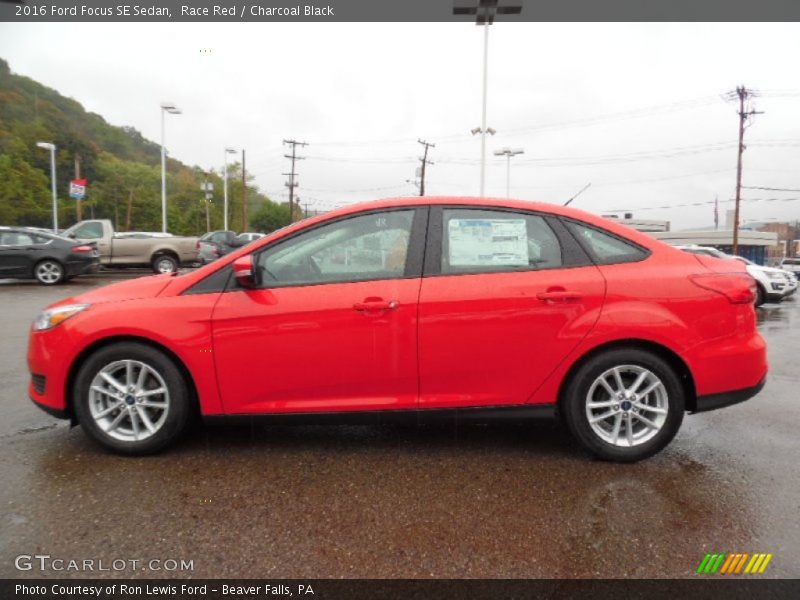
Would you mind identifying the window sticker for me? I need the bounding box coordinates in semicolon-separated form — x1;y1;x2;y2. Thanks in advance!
448;219;529;266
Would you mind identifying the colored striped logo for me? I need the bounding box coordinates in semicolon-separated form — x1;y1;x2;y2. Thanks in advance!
696;553;773;575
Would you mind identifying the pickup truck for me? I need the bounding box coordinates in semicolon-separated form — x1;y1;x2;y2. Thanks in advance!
61;219;199;274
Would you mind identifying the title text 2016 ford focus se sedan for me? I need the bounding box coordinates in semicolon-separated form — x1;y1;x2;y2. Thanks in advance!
27;198;767;461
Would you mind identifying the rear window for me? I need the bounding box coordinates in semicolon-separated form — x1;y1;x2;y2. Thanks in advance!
782;259;800;266
72;222;104;239
565;220;648;265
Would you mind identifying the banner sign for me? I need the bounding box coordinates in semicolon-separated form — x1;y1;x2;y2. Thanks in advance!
69;179;88;200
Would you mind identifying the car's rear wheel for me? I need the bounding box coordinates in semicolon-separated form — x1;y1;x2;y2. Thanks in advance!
34;259;65;285
73;342;190;455
152;254;178;274
561;348;685;462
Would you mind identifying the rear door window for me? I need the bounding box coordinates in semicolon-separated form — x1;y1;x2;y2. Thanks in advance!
440;208;563;274
0;232;34;246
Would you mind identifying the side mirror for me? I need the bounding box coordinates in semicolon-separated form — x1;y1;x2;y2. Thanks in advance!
67;233;76;239
232;255;256;289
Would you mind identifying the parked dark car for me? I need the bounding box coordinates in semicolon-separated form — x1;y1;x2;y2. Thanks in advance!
197;230;237;265
0;227;100;284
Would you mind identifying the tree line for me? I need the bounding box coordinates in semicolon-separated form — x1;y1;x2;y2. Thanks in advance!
0;58;295;235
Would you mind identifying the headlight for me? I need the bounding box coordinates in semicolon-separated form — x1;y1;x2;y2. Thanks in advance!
33;303;90;331
766;272;785;280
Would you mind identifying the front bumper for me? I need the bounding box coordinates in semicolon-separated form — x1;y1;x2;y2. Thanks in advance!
29;393;70;419
693;377;766;413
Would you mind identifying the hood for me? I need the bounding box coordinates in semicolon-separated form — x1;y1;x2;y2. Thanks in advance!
748;264;787;276
53;274;175;308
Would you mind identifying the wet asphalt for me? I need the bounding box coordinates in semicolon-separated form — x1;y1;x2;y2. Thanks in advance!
0;273;798;579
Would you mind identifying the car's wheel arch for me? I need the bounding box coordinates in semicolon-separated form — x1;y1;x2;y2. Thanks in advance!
65;335;199;424
151;250;180;268
557;338;698;413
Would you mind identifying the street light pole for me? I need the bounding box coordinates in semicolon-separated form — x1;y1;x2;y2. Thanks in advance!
223;147;237;231
454;0;522;197
493;147;524;198
480;22;489;196
37;142;57;232
160;102;182;233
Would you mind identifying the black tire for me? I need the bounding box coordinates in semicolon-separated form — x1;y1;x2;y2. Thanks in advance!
152;254;178;274
33;259;65;285
561;348;685;462
73;342;191;455
755;283;766;307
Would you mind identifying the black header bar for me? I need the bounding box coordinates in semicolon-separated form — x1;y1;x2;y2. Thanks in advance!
3;0;800;23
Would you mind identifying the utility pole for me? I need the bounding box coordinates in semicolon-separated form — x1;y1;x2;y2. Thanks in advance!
283;139;307;222
726;86;763;255
74;153;82;222
417;139;435;196
241;149;248;232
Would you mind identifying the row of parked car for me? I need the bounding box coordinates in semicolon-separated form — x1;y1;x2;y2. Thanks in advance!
196;230;266;264
0;222;265;285
676;245;798;306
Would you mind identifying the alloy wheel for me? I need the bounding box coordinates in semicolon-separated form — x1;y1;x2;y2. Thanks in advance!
585;364;669;448
88;359;170;442
35;261;63;284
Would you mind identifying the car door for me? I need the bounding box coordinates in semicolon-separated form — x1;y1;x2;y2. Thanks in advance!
211;207;427;414
0;231;37;276
417;206;606;409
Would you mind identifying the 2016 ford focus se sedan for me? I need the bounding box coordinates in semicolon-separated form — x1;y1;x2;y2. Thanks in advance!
27;198;767;461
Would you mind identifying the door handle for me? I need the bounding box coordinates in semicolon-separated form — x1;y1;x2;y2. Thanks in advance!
536;290;582;303
353;299;399;312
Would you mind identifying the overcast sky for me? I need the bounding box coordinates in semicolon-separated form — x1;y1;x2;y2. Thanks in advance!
1;22;800;229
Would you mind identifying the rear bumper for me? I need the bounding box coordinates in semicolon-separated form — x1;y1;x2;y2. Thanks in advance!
693;377;766;413
65;258;100;277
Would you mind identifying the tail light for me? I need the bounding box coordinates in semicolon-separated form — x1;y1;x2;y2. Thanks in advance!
70;245;93;253
196;241;201;250
690;273;756;304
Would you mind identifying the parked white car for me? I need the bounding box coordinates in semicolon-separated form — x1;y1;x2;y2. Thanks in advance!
779;257;800;276
674;245;792;306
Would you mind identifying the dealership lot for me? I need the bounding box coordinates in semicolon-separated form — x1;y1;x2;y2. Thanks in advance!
0;274;798;578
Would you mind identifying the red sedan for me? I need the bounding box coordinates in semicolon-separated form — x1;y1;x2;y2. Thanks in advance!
27;198;767;461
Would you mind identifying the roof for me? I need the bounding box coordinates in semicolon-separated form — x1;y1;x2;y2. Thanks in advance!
304;196;666;251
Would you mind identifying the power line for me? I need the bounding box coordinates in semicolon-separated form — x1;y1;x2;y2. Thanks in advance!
303;95;727;148
742;185;800;192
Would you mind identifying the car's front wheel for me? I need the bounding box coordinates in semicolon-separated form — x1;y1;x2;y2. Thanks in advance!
73;342;191;455
561;348;685;462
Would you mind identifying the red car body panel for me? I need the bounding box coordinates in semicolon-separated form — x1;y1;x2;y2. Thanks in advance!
27;197;767;420
211;278;421;414
418;266;606;408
